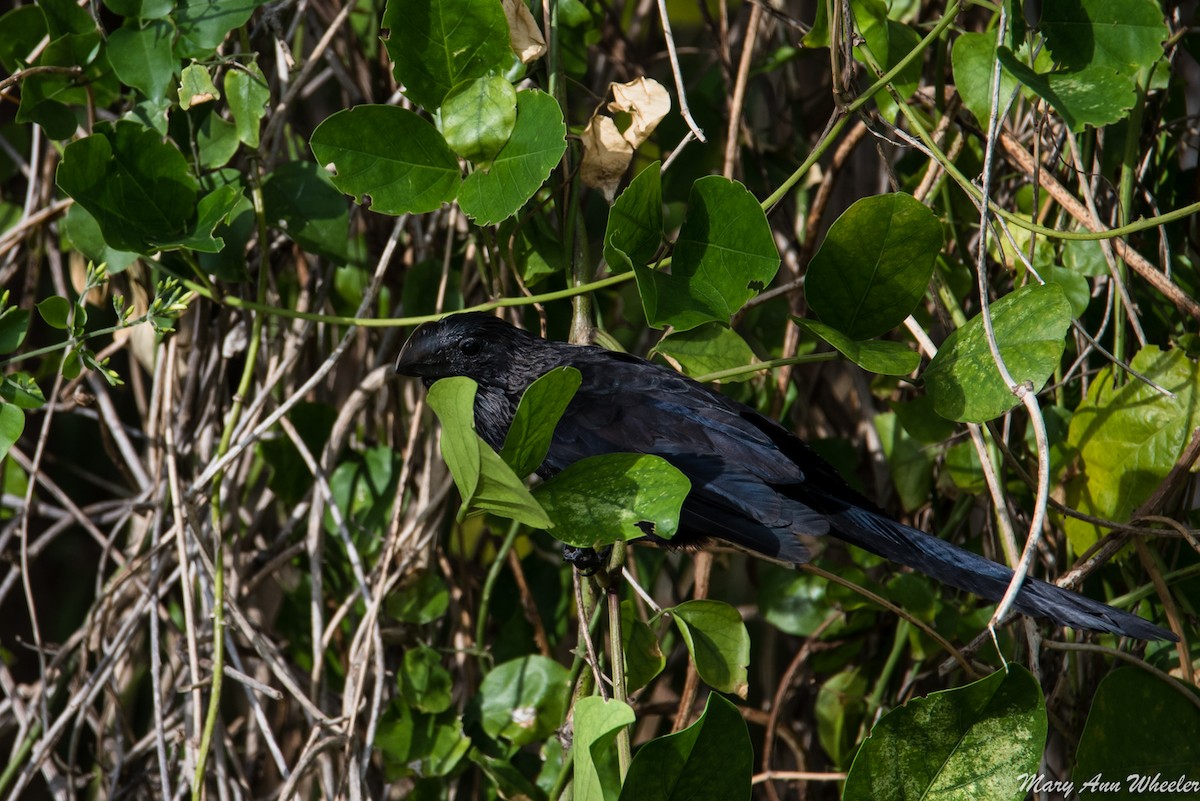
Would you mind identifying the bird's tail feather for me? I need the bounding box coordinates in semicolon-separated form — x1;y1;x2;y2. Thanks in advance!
827;507;1176;641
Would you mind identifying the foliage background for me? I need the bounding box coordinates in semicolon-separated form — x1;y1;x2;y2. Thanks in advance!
0;0;1198;799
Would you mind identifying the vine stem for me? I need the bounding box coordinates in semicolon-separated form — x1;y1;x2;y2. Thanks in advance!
963;8;1051;653
191;172;272;801
605;545;632;779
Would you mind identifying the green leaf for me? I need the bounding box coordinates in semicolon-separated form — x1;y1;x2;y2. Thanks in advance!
889;395;956;444
1064;346;1200;554
174;0;267;59
108;20;176;101
225;62;269;147
386;571;450;624
440;76;517;165
375;702;470;779
533;453;690;547
426;377;551;528
634;177;779;331
0;7;48;74
951;32;1023;127
427;377;481;499
874;412;934;513
310;105;461;216
843;665;1047;801
261;161;350;261
817;669;868;768
327;446;400;539
478;655;570;747
457;90;567;226
923;283;1072;423
500;367;581;478
574;696;636;801
178;63;220;110
36;296;71;330
0;403;24;463
757;567;830;637
794;318;920;376
1074;669;1200;792
670;600;750;698
618;693;752;801
1044;264;1090;318
56;120;199;254
473;750;550;800
603;161;663;271
1;374;46;410
155;184;243;253
382;0;511;111
852;0;922;122
40;0;95;38
997;0;1168;131
102;0;175;19
0;307;30;354
805;193;942;340
61;205;139;273
621;600;665;692
651;324;758;382
399;645;453;714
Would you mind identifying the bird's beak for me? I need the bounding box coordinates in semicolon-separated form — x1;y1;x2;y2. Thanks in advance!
394;322;438;378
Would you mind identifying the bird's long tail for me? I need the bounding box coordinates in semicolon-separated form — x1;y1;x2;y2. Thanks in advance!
828;506;1176;641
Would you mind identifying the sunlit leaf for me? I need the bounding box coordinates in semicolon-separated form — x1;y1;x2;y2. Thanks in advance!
310;105;461;216
574;696;635;801
440;75;517;165
382;0;510;111
923;284;1071;423
806;193;942;340
478;655;570;747
634;177;778;331
843;666;1046;801
500;366;581;479
1064;346;1200;554
533;453;689;547
457;90;567;225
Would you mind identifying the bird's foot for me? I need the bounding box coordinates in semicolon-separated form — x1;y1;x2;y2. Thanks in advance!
562;544;612;575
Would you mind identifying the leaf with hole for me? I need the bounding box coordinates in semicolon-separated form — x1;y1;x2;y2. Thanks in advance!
310;105;461;216
533;453;689;547
634;177;778;331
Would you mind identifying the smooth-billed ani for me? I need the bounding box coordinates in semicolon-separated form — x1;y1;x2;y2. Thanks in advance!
395;312;1175;641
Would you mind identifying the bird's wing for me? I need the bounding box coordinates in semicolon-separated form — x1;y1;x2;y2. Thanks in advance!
542;350;832;559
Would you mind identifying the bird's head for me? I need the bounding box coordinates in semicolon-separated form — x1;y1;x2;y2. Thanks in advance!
394;312;547;391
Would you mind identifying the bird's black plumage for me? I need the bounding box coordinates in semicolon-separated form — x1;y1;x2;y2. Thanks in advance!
395;312;1176;641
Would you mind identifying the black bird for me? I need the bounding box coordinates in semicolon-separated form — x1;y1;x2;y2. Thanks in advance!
395;312;1176;641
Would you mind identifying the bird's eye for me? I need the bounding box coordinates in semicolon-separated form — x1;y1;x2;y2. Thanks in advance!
459;337;483;356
